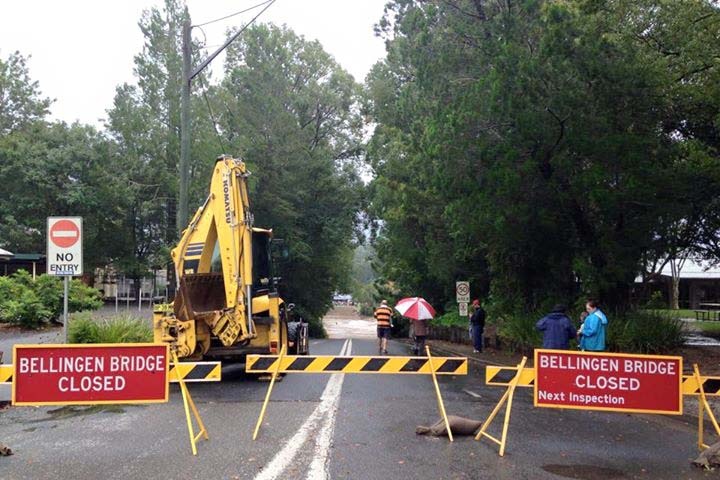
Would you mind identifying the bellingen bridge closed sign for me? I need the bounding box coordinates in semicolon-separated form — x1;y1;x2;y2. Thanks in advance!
534;349;683;415
12;344;169;406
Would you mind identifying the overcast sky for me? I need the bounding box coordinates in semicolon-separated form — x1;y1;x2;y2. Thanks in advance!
0;0;388;127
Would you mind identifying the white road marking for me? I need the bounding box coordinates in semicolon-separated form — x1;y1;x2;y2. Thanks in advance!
306;339;351;480
254;339;350;480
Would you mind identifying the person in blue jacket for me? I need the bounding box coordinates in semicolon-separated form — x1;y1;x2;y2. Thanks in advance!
536;304;576;349
578;299;608;351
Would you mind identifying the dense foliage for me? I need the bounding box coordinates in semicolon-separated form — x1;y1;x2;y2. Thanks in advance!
0;1;363;328
366;0;720;313
0;271;102;328
68;313;152;344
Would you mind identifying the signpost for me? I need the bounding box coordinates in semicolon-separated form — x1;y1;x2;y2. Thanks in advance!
534;349;683;415
12;344;169;406
456;281;470;303
47;217;83;342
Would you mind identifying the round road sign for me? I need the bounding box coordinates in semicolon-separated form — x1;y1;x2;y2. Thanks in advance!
457;282;469;296
50;220;80;248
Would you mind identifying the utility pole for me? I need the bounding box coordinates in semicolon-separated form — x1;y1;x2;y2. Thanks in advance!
177;0;276;236
178;15;192;233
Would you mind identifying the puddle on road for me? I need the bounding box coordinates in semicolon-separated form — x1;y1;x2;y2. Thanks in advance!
542;464;626;480
27;405;130;423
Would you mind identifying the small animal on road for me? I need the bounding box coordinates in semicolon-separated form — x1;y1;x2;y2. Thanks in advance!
416;415;483;437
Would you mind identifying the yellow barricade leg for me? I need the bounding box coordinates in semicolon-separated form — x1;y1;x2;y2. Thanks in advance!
475;356;527;456
173;351;210;456
253;345;286;440
426;346;453;442
694;363;720;451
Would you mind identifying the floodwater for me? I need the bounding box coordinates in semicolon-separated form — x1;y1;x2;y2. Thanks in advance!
683;332;720;346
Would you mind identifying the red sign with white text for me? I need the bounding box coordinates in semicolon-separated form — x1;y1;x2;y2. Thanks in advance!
12;344;169;406
534;349;682;415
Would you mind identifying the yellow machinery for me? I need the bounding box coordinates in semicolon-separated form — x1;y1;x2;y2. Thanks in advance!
153;155;308;360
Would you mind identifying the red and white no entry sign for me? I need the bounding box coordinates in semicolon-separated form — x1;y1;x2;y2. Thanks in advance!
50;219;80;248
47;217;83;276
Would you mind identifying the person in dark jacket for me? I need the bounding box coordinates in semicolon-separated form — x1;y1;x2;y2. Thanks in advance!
536;304;576;350
470;299;486;353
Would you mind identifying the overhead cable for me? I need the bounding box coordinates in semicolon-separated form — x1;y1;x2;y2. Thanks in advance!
193;0;274;28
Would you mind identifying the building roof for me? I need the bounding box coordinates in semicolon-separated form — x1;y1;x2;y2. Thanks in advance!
0;247;13;260
656;259;720;280
12;253;45;261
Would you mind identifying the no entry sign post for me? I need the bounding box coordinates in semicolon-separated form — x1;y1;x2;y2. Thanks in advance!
47;217;83;342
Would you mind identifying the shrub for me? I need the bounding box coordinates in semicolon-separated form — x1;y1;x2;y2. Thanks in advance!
496;311;543;354
431;311;467;328
68;279;103;312
644;291;666;310
306;316;327;339
607;310;685;354
0;276;53;328
34;274;63;317
0;271;103;328
68;313;152;343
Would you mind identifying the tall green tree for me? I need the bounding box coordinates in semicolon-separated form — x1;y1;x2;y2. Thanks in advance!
0;51;51;135
106;0;217;290
217;24;365;322
367;0;720;311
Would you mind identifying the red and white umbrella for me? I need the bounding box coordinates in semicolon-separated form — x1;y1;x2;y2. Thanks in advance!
394;297;436;320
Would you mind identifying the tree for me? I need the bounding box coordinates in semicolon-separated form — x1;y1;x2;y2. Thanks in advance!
366;0;720;312
0;51;51;135
105;0;217;294
217;24;365;323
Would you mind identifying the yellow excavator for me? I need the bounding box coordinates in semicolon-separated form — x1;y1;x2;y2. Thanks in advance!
153;155;309;361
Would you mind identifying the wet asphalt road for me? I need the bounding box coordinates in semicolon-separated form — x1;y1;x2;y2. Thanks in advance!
1;334;718;478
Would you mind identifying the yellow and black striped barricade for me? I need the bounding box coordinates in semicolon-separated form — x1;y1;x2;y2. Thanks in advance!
484;363;720;453
169;361;221;383
248;348;468;442
0;364;11;384
246;354;468;375
0;358;220;456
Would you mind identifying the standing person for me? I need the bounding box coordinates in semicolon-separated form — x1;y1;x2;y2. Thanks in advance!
576;311;588;349
578;299;608;351
411;317;428;356
536;304;576;349
374;299;393;354
470;299;486;353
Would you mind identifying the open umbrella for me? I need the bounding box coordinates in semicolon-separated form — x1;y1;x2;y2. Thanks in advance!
394;297;436;320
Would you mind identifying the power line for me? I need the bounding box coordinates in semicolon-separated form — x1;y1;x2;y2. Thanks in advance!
193;0;274;28
190;0;277;80
190;42;229;154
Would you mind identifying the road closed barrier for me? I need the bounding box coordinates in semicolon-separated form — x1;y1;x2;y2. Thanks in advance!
482;349;720;456
12;344;169;406
246;354;467;375
248;346;467;442
534;350;682;415
2;344;221;456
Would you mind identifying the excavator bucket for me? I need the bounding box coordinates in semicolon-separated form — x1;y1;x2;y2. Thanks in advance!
174;273;226;321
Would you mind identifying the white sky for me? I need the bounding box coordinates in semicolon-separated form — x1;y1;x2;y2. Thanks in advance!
0;0;388;127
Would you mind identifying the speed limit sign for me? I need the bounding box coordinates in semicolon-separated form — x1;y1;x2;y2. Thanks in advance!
456;281;470;303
